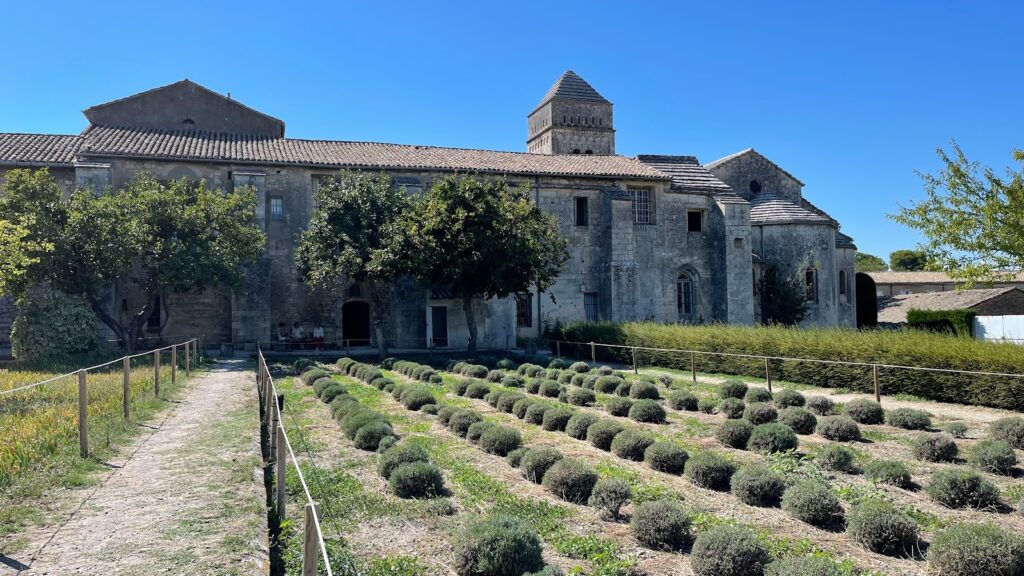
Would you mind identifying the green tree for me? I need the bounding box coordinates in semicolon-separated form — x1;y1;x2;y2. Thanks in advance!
0;169;265;352
389;175;568;355
0;218;47;296
892;143;1024;286
759;267;808;326
295;171;409;358
855;252;887;272
889;249;928;271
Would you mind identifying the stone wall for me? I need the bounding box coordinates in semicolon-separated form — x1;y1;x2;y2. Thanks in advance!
753;223;838;326
708;153;802;203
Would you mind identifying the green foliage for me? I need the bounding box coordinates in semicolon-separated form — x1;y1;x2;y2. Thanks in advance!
684;451;736;490
341;410;388;440
565;387;595;406
913;433;959;462
628;399;666;423
668;390;699;411
564;412;599;440
610;430;656;461
719;397;746;419
843;399;884;424
630;500;691;551
479;426;522;456
744;387;773;403
377;443;429;480
501;374;524;388
698;397;719;414
889;249;929;271
399;388;435;411
747;422;798;454
389;461;445;499
10;289;97;360
847;499;919;556
855;252;888;272
908;308;977;337
782;480;842;527
644;442;688;474
805;396;834;415
353;421;395;451
690;525;769;576
628;381;660;400
720;379;748;399
943;421;969;438
743;402;778;425
864;459;912;488
537;379;561;397
779;407;816;434
885;408;932;430
496;392;524;413
716;419;754;448
604;396;633;416
0;169;263;350
815;416;861;442
437;405;459;425
506;447;528;468
512;397;537;419
594;376;622;393
520;448;563;484
541;458;598;504
925;468;1001;509
588;478;632;519
816;444;856;472
774;388;805;408
447;409;483;437
385;175;568;354
730;465;785;507
586;419;625;451
524;403;550;425
540;407;574;432
765;556;842;576
927;522;1024;576
453;514;544;576
759;267;808;326
551;321;1024;410
989;416;1024;449
465;381;491;399
467;421;496;443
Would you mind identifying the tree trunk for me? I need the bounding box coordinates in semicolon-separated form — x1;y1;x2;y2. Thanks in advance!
370;283;389;360
86;291;158;353
462;295;477;357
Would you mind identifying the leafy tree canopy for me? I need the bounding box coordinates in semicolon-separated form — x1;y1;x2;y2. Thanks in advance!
759;267;808;326
0;169;265;351
855;252;887;272
889;249;928;271
892;143;1024;286
387;175;568;354
0;218;48;296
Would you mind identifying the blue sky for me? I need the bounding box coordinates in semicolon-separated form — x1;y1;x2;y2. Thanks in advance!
3;1;1021;260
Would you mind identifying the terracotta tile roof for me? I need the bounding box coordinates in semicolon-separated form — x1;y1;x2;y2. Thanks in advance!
749;192;831;224
635;155;743;201
877;287;1024;323
0;133;82;166
72;126;668;179
537;70;610;108
869;271;1024;284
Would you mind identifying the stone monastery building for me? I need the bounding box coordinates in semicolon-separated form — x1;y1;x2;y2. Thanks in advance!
0;72;856;351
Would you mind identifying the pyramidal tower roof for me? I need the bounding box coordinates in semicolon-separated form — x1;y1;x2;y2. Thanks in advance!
537;70;610;107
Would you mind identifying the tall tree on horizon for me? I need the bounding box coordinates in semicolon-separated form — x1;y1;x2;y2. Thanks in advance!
889;249;928;271
855;252;888;272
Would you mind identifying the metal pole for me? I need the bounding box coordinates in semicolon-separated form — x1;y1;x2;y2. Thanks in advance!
764;357;772;393
301;503;321;576
171;345;177;385
556;340;561;358
590;341;596;363
690;351;697;383
873;364;881;403
154;349;161;397
78;370;89;458
123;357;131;420
631;347;638;374
276;425;286;520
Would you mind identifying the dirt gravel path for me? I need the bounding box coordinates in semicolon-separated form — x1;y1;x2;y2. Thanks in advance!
5;360;265;576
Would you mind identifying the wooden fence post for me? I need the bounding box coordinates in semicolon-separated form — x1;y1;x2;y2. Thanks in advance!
590;342;596;364
123;357;131;420
873;364;881;403
276;425;286;520
78;370;89;458
302;503;321;576
764;357;773;393
154;350;161;397
631;347;638;374
171;345;177;385
185;341;191;375
690;351;697;383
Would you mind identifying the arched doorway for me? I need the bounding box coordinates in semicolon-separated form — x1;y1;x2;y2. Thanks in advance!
341;301;371;346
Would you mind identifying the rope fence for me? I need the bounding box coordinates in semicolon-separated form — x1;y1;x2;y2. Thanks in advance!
257;347;333;576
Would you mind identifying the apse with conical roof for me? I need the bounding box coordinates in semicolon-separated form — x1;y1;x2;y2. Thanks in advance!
527;71;614;155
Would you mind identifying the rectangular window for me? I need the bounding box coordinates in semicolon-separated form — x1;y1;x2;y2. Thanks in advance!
574;197;589;227
630;188;651;224
805;268;818;302
270;196;284;221
584;292;599;322
515;293;533;328
687;210;703;232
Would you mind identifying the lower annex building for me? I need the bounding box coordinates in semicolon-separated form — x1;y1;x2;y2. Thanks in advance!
0;72;857;351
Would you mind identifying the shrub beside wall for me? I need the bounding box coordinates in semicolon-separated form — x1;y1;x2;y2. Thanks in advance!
551;321;1024;410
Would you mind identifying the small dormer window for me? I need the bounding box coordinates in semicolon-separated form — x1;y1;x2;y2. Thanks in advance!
182;118;196;127
749;180;762;193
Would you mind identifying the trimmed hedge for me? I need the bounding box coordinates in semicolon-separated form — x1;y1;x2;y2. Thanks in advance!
668;391;699;411
551;321;1024;411
846;499;918;556
968;438;1017;475
685;451;736;490
864;459;912;488
690;525;768;576
604;396;633;417
927;522;1024;576
765;557;842;576
644;442;688;474
719;398;746;419
630;500;691;551
747;422;798;454
816;444;856;472
886;408;932;430
390;461;445;499
628;399;666;423
844;399;885;424
816;416;861;442
521;448;564;484
541;408;574;432
716;419;754;449
731;465;785;507
565;412;600;440
542;458;598;504
589;478;631;519
586;419;626;450
782;480;842;526
925;468;1001;509
453;514;544;576
780;407;817;434
610;430;656;461
912;433;959;462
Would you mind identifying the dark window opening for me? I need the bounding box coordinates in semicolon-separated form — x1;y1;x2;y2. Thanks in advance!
270;196;284;220
749;180;762;193
676;275;693;317
516;293;533;328
148;296;161;329
584;292;599;322
573;149;581;154
585;150;593;154
574;197;589;226
839;270;849;300
687;210;702;232
805;268;818;302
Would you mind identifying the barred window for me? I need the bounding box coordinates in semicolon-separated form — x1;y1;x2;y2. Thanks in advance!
630;188;651;224
676;274;693;317
584;292;599;322
270;196;284;221
574;197;589;226
516;293;533;328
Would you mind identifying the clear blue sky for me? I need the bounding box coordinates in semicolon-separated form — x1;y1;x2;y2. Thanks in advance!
3;1;1021;260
